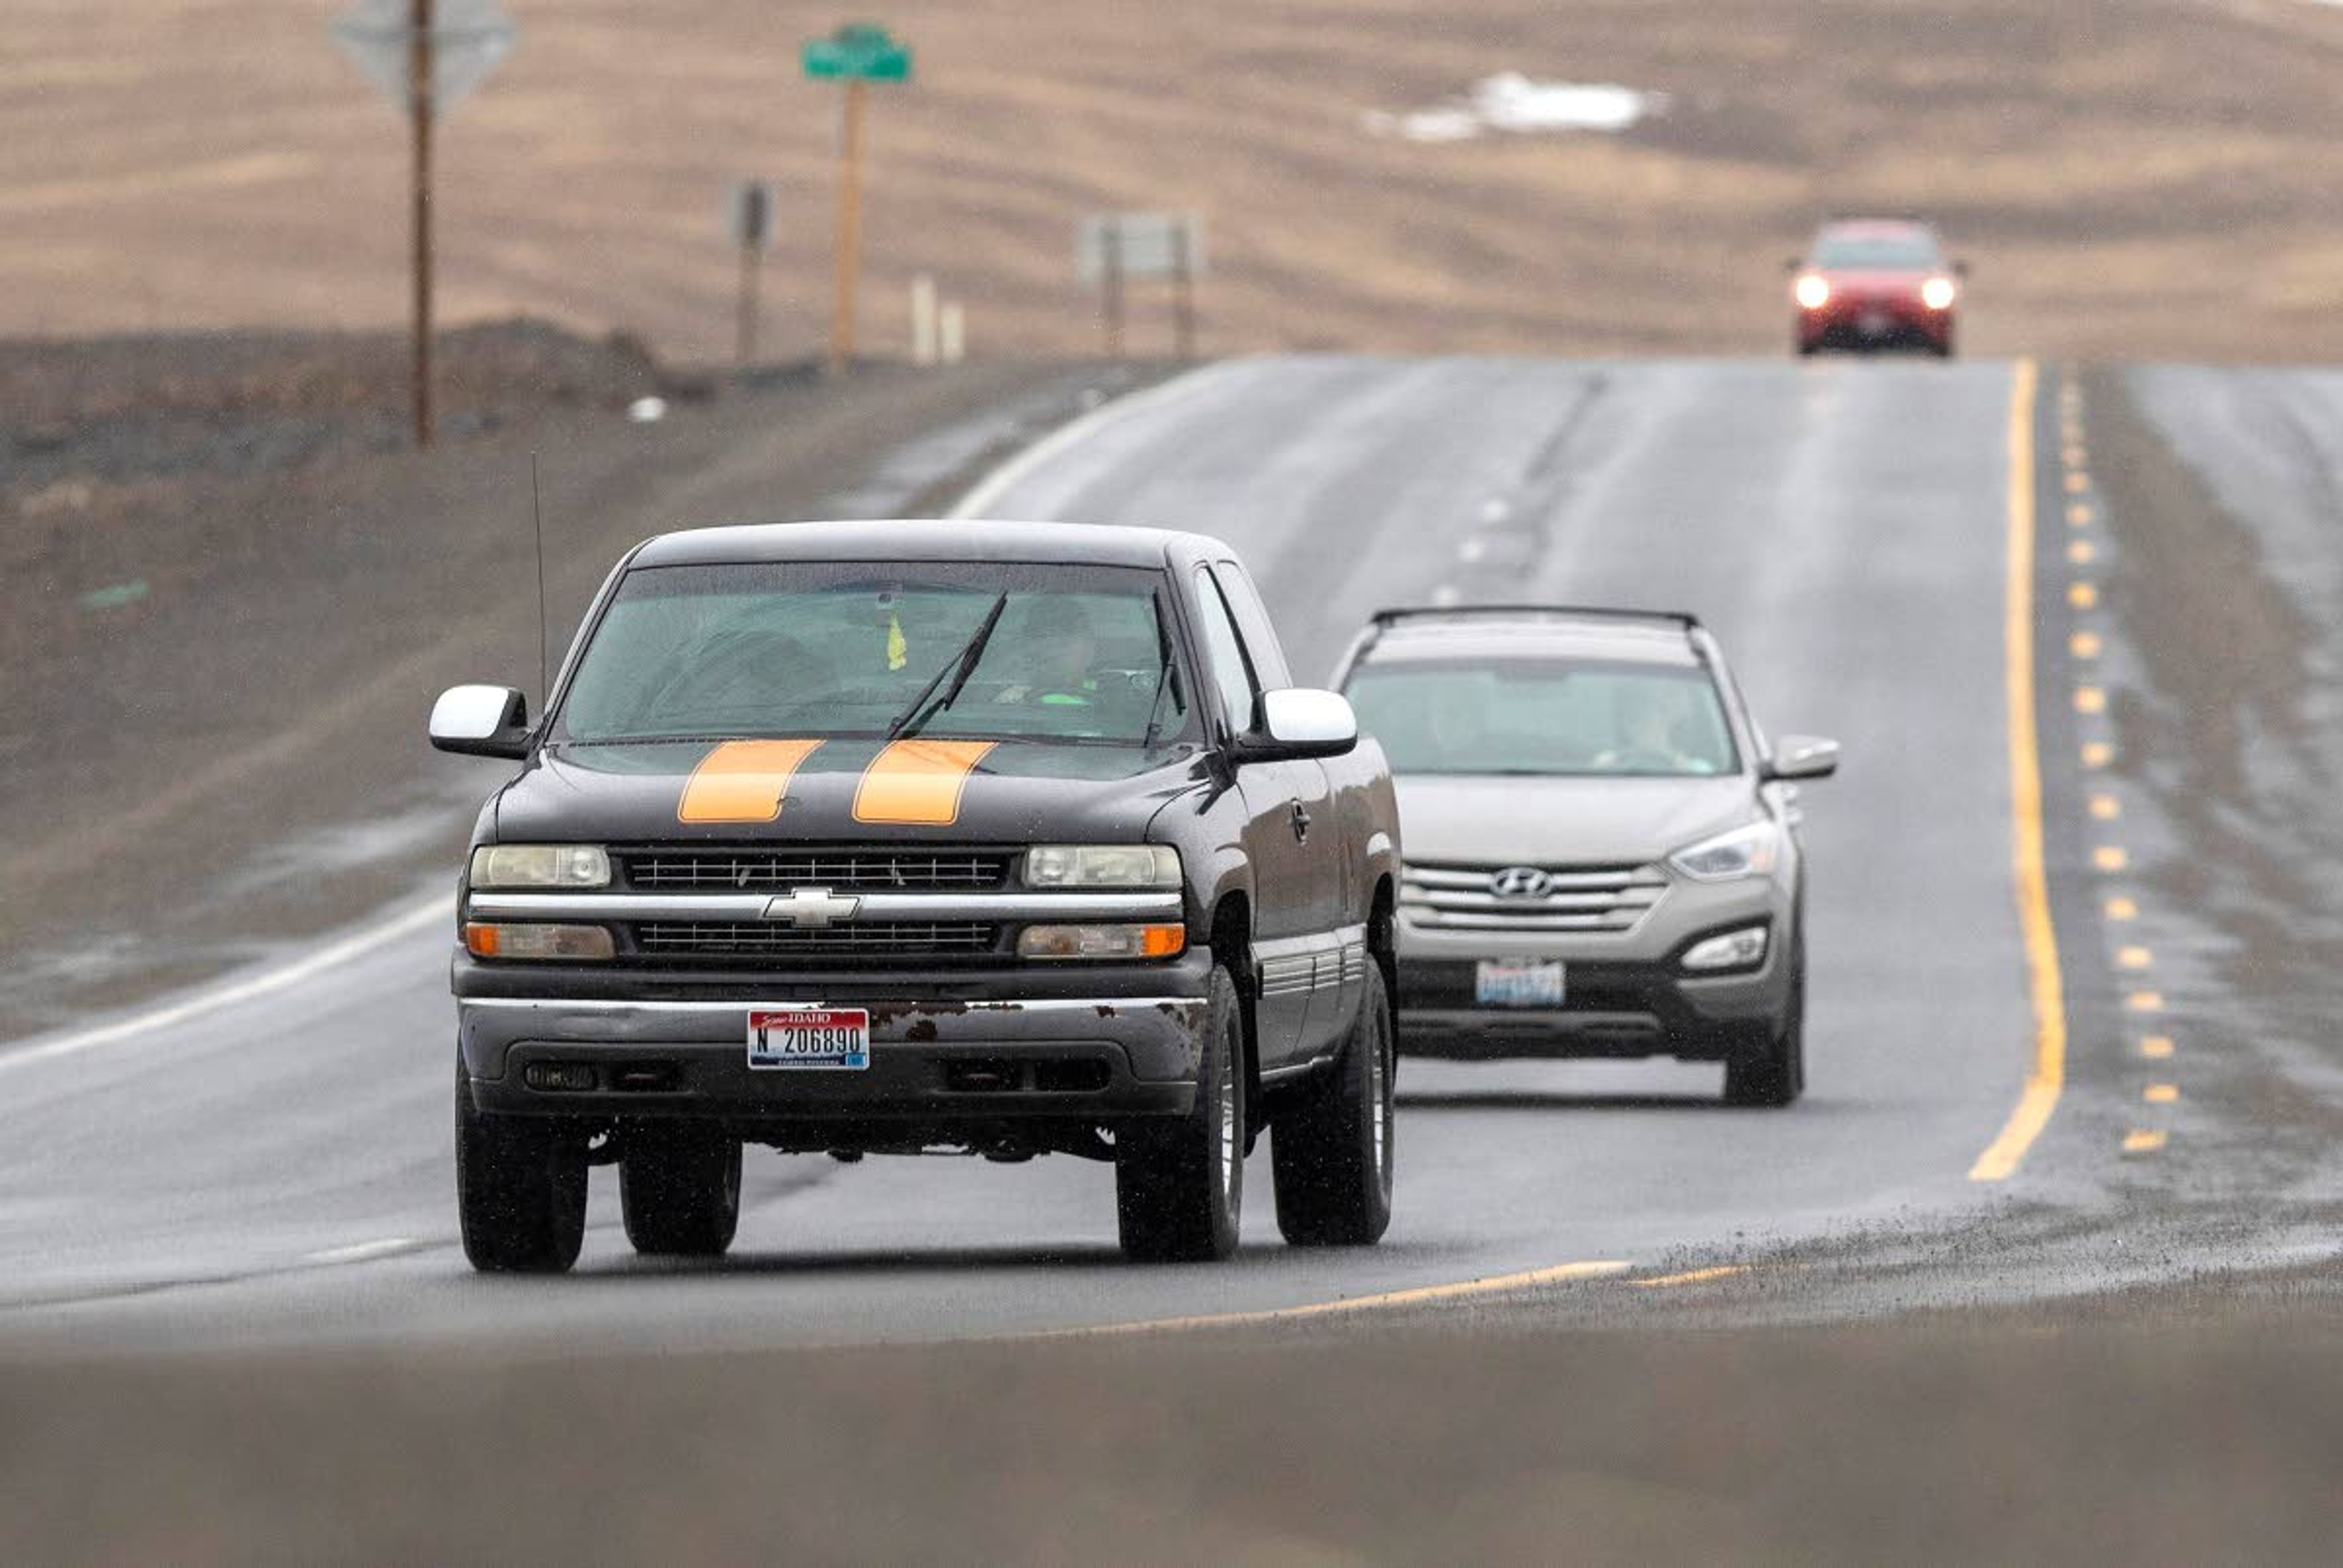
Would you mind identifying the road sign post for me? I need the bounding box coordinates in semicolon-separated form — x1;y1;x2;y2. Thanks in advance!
1078;211;1206;361
802;24;912;376
732;180;772;369
331;0;514;448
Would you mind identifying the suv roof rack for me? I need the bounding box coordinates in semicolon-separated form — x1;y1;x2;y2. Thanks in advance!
1367;604;1701;631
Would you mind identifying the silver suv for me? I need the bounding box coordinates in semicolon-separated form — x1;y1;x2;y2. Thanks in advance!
1331;606;1837;1106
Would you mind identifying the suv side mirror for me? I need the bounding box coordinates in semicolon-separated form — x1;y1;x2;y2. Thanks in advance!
1764;735;1839;782
1238;688;1359;762
430;683;533;760
1953;259;1971;279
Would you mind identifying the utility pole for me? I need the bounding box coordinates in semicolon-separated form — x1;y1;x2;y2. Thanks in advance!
409;0;434;447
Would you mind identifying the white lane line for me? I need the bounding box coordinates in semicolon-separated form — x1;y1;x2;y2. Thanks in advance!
1479;497;1511;523
1458;536;1488;562
948;358;1254;519
0;896;451;1076
1429;584;1461;607
305;1238;422;1266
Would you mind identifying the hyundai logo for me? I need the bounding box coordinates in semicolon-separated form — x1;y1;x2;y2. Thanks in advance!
1489;866;1552;899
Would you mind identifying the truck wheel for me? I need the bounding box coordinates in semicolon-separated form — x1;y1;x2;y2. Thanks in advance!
1723;941;1806;1108
1115;965;1243;1262
621;1132;743;1257
1272;965;1395;1246
455;1062;588;1273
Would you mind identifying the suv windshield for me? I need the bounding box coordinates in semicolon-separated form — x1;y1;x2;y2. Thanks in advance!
555;561;1192;747
1345;656;1738;777
1810;231;1940;270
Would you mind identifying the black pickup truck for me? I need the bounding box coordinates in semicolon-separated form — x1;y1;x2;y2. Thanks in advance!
431;521;1402;1272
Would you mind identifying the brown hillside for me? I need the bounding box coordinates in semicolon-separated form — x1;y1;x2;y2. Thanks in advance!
5;1;2343;362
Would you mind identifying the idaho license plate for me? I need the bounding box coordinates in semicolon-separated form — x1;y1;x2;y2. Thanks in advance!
747;1007;870;1070
1475;960;1566;1008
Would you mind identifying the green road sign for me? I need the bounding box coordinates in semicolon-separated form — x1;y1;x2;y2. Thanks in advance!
802;23;911;82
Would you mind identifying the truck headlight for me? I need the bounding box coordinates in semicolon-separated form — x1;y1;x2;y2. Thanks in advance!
1023;845;1181;888
468;844;611;889
1668;821;1780;882
1018;924;1187;960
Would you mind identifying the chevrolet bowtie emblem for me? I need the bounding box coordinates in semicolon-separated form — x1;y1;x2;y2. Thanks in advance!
765;886;862;927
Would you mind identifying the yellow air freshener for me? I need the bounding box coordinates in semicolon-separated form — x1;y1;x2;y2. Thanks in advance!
887;611;908;671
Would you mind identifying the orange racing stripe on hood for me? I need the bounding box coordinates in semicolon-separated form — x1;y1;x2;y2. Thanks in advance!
852;739;998;827
677;739;826;824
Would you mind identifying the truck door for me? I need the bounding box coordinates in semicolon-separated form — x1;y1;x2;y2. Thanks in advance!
1204;563;1348;1059
1189;567;1318;1070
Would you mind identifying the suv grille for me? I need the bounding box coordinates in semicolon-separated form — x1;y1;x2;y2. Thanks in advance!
1400;861;1666;933
633;921;1001;961
623;848;1010;893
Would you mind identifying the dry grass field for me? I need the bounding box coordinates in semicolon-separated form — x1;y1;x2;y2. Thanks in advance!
5;1;2343;364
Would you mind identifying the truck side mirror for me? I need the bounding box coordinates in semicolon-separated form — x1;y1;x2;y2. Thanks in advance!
430;684;533;760
1239;688;1359;762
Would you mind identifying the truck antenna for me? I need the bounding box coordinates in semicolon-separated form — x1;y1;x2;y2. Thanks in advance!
530;450;550;703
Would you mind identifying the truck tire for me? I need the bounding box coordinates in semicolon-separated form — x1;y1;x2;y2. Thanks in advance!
1115;964;1243;1262
1272;964;1395;1246
620;1132;743;1257
1723;938;1806;1108
455;1062;588;1273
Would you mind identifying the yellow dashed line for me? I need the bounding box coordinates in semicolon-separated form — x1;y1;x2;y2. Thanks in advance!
2064;471;2090;494
1041;1259;1638;1337
2104;895;2138;921
2062;444;2088;467
2144;1083;2179;1104
2067;539;2097;565
2117;945;2153;970
2094;845;2129;872
2082;741;2115;769
2140;1035;2175;1059
2067;502;2093;527
1626;1265;1751;1290
2123;1129;2168;1155
2075;686;2106;714
2069;582;2099;609
2126;990;2165;1013
2071;630;2103;658
2089;793;2121;820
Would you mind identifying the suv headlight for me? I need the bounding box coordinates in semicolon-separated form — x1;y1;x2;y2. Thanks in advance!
469;844;611;889
1668;821;1780;882
1023;845;1181;888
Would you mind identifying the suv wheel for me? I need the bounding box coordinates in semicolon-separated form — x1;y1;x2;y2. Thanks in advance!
621;1132;743;1257
455;1060;588;1273
1723;939;1806;1108
1272;964;1395;1246
1115;964;1243;1262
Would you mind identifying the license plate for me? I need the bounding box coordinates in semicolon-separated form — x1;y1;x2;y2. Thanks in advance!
1859;311;1890;335
1475;960;1566;1008
747;1007;869;1070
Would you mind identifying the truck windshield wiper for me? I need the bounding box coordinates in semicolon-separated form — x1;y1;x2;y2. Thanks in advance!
884;592;1011;741
1140;601;1181;750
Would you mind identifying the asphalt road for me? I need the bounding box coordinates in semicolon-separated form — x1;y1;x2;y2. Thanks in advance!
2;356;2337;1357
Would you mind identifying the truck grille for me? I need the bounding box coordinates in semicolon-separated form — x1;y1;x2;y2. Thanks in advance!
623;848;1010;893
1399;861;1666;934
632;921;1000;961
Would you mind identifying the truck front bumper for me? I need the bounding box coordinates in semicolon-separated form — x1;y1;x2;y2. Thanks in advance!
453;951;1211;1126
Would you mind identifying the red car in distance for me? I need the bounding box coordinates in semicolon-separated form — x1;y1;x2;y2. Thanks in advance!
1788;220;1967;358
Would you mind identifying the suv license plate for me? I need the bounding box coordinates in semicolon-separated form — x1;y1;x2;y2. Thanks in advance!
1475;960;1566;1008
748;1007;870;1070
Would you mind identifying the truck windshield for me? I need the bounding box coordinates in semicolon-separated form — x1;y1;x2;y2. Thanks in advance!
1345;657;1738;777
554;561;1193;747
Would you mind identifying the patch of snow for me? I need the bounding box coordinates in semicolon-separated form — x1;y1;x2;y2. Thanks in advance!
1366;73;1669;143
